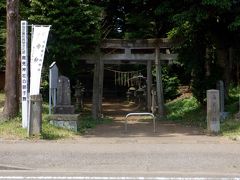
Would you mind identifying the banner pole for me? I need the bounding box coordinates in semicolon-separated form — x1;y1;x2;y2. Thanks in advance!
20;20;29;128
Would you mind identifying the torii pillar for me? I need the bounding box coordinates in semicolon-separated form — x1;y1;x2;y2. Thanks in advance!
92;50;104;119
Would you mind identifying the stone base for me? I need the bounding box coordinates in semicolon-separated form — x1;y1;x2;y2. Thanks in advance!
48;114;80;132
53;105;75;114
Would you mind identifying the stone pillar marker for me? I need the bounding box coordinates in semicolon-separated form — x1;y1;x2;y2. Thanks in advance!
207;90;220;133
28;94;43;136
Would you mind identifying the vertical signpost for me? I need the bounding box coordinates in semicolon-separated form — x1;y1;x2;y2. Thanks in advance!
207;89;220;133
20;21;29;128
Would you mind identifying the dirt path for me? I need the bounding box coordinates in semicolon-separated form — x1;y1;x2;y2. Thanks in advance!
86;100;214;137
83;100;235;144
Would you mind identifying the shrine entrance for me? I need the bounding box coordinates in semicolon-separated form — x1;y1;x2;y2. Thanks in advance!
80;38;177;119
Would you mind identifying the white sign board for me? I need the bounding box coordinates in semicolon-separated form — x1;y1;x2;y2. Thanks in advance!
20;21;29;128
30;25;50;95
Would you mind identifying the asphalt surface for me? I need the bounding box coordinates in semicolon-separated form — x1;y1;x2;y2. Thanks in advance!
0;136;240;179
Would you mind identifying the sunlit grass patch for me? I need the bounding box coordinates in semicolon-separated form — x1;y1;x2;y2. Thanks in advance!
0;116;28;139
0;115;78;140
166;96;206;128
41;119;78;140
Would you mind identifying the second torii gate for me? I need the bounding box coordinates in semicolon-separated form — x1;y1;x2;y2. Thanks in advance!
80;38;177;119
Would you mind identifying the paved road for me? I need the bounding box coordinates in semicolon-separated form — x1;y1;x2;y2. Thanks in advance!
0;136;240;179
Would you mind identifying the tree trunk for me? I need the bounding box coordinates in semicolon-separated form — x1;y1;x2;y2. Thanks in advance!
3;0;19;118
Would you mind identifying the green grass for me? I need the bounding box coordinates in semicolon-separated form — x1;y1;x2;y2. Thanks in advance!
166;84;240;139
220;84;240;139
0;93;66;140
0;116;28;139
41;120;78;140
166;96;206;128
0;92;112;140
208;84;240;139
221;118;240;140
0;113;78;140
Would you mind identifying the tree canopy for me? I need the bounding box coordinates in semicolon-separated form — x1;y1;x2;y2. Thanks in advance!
21;0;102;77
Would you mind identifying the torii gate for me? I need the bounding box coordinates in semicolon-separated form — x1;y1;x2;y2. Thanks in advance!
80;38;177;119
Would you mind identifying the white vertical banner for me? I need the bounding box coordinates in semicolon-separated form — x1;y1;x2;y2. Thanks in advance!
30;25;50;95
21;21;29;128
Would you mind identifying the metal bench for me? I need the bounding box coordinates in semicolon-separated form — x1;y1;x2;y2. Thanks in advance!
125;112;156;133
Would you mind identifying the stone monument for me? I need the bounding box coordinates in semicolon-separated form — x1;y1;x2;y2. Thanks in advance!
53;75;74;114
49;75;80;132
207;89;220;134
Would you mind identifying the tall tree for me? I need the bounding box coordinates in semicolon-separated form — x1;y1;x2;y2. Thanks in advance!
3;0;19;118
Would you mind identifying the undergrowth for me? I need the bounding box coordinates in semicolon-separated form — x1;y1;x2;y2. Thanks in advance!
166;96;206;128
220;85;240;139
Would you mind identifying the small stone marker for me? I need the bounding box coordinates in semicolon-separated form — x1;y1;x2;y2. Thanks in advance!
207;90;220;134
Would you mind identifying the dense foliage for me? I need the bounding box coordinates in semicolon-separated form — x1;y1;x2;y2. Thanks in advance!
22;0;102;77
167;0;240;102
153;64;180;101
